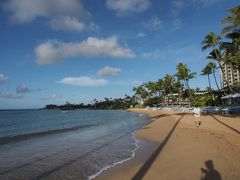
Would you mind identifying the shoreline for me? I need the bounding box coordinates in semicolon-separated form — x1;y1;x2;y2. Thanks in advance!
96;108;240;180
88;133;144;180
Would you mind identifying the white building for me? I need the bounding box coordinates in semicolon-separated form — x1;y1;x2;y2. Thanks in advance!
220;63;240;88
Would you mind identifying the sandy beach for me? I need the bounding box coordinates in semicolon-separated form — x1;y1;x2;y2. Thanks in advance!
97;108;240;180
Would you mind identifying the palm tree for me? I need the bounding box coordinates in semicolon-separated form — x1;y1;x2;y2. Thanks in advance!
221;5;240;88
163;74;175;105
175;63;197;106
202;32;233;92
201;64;212;89
133;84;148;106
201;32;224;73
144;81;159;98
221;5;240;35
173;80;183;105
202;32;222;51
220;31;240;71
202;32;223;68
208;62;220;90
156;79;165;104
201;62;220;102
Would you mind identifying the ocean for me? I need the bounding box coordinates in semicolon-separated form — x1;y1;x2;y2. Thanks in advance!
0;109;150;180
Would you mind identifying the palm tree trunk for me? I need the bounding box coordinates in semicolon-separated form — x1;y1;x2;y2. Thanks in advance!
208;74;215;102
215;50;233;93
186;80;196;106
168;87;174;105
184;80;191;106
218;62;234;94
212;69;220;90
207;74;211;89
181;82;184;106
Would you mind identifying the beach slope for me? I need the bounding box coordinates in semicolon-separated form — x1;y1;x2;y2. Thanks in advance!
97;108;240;180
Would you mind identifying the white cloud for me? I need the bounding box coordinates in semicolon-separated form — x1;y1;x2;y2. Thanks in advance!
50;93;62;99
3;0;87;23
0;74;9;84
2;0;87;32
0;92;22;99
16;84;29;94
97;66;122;76
106;0;151;15
49;16;85;32
145;16;162;30
58;76;108;87
35;36;135;65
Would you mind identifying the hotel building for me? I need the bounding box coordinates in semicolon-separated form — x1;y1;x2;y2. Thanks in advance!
220;63;240;88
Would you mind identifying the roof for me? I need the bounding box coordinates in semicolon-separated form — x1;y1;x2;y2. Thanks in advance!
221;93;240;99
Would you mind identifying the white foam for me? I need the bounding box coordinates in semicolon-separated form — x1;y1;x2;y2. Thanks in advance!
88;133;140;180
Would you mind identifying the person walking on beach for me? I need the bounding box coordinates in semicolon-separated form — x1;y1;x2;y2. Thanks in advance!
193;106;201;127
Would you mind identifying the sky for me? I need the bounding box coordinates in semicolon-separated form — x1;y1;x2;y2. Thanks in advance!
0;0;239;109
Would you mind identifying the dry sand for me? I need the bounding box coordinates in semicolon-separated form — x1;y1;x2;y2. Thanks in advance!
96;108;240;180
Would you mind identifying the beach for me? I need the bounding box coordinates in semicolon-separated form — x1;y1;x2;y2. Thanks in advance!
97;108;240;180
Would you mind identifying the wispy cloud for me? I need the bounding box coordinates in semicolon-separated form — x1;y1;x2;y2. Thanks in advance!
137;32;146;38
58;76;108;87
0;92;22;99
16;84;45;94
171;0;185;16
142;43;204;63
171;18;184;31
193;0;225;6
16;84;30;94
113;80;142;86
171;0;225;16
35;36;135;65
106;0;151;16
97;66;122;76
145;16;162;30
0;74;9;84
50;93;62;99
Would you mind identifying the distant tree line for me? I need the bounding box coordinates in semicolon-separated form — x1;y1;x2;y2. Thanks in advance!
45;96;138;110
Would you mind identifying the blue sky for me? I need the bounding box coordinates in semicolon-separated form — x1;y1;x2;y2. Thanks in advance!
0;0;239;109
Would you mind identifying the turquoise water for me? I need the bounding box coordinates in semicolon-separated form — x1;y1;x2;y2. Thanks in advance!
0;109;150;179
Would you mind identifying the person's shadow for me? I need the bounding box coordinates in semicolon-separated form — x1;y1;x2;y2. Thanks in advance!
201;160;222;180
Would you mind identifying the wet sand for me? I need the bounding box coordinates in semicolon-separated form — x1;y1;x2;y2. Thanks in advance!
97;108;240;180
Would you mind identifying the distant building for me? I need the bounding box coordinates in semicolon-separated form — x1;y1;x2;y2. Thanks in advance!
134;97;144;107
220;63;240;88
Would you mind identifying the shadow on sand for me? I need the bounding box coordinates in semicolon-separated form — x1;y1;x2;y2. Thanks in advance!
131;114;185;180
151;114;170;119
151;112;188;120
211;115;240;134
201;160;221;180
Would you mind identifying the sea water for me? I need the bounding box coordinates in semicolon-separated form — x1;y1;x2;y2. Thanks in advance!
0;109;150;180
